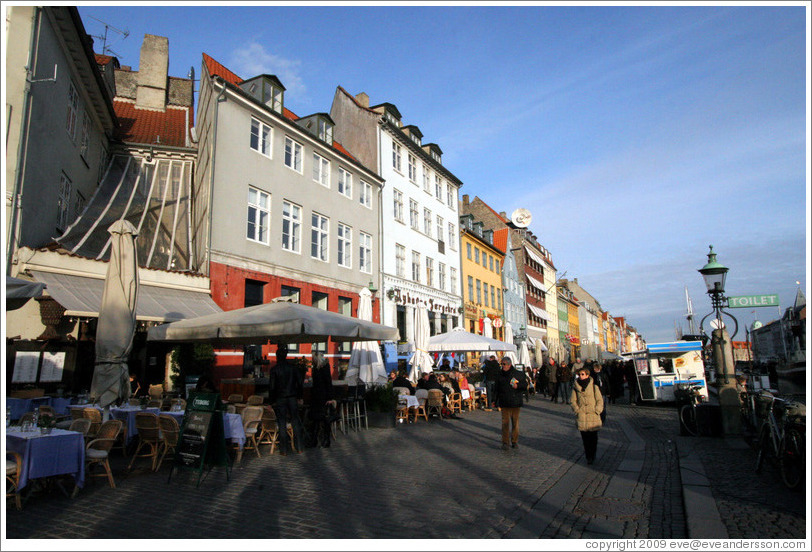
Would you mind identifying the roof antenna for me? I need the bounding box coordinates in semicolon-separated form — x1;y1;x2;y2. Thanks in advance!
87;15;129;58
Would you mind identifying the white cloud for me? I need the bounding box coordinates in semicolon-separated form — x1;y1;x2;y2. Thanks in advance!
228;42;307;104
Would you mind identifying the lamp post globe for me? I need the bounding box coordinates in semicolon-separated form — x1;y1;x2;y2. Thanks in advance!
698;245;729;295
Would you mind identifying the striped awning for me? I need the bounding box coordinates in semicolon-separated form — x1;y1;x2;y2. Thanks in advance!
524;245;547;266
526;273;546;293
527;303;550;321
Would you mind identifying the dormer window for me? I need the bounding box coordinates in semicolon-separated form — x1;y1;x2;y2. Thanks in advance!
317;117;333;145
269;85;283;114
423;143;443;165
296;113;335;145
403;125;423;146
240;75;286;115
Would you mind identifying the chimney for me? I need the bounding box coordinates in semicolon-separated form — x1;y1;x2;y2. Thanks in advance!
499;211;507;219
355;92;370;108
462;194;470;206
136;34;169;111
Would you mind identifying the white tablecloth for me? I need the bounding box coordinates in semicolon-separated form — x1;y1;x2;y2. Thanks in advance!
398;395;420;409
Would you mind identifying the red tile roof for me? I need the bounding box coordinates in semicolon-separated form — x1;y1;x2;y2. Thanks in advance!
493;228;509;255
113;99;190;147
95;54;115;66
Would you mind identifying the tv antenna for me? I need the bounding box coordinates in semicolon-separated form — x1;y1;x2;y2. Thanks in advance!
87;15;129;59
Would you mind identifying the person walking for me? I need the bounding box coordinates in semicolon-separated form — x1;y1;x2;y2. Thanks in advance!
591;362;611;424
492;357;528;450
269;344;304;455
557;361;572;405
571;365;604;464
482;355;501;411
547;357;559;402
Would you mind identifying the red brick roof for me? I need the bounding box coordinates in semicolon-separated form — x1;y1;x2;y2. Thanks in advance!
95;54;115;66
113;99;190;147
493;228;509;255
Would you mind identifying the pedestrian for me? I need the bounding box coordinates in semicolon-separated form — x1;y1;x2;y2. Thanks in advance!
591;362;610;424
269;344;304;455
307;352;336;448
547;357;559;402
556;361;572;404
571;365;604;465
492;356;528;450
536;364;548;398
482;355;501;410
625;361;639;404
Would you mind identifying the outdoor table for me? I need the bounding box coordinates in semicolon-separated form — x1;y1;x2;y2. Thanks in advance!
7;396;52;421
6;427;85;491
399;395;420;409
72;404;161;444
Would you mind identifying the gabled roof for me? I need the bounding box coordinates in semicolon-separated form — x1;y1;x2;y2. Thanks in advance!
113;99;190;147
95;54;117;67
493;228;510;255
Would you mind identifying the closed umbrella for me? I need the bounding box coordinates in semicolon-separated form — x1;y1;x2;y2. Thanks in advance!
502;322;518;364
345;288;387;385
91;220;139;408
518;340;532;367
408;302;433;381
534;338;546;366
483;317;493;339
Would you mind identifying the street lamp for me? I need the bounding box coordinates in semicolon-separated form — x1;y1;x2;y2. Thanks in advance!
697;245;738;342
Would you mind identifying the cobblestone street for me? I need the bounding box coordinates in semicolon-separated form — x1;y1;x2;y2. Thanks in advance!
3;393;807;544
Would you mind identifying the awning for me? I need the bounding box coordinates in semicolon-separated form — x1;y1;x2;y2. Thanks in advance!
524;245;547;266
30;271;222;322
527;303;550;321
526;273;546;293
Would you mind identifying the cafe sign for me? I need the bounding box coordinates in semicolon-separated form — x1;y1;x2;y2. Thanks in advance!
727;294;779;309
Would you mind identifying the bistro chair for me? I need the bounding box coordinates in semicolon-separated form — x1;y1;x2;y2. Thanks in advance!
128;412;162;471
86;419;123;489
70;407;86;421
412;389;429;422
156;414;180;471
246;395;264;406
38;404;67;423
239;406;264;458
68;418;92;436
146;399;162;409
447;392;463;415
148;384;164;401
258;407;280;455
6;451;22;510
82;408;102;440
426;389;444;420
227;394;244;404
393;387;411;396
128;398;141;406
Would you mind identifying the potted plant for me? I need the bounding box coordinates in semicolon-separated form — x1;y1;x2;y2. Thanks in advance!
39;414;55;434
364;383;400;429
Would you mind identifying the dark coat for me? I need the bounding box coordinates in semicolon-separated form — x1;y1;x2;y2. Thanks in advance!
392;376;415;395
270;360;303;403
493;366;528;409
591;369;610;399
482;360;501;382
310;363;334;413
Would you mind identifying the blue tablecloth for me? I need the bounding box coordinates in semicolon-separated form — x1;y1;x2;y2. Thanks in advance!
70;404;161;444
7;396;52;421
165;411;246;449
51;397;73;416
6;428;85;490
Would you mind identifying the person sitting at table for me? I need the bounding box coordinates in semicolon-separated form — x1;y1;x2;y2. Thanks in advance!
438;373;455;396
416;372;431;391
392;371;415;395
457;371;470;394
440;357;452;371
129;373;141;397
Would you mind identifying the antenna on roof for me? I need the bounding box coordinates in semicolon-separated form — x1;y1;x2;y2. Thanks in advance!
87;15;130;58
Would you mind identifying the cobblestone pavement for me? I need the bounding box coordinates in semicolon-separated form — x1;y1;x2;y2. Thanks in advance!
3;393;808;544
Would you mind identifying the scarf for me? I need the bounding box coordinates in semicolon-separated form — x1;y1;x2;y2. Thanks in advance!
576;376;590;391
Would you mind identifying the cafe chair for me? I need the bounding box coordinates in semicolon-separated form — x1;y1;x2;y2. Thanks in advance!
426;389;444;420
148;384;164;401
225;404;237;414
169;398;186;411
258;407;280;455
68;418;92;436
6;451;22;510
240;406;264;458
393;387;411;396
156;414;180;471
227;394;244;404
412;389;429;422
128;398;141;406
246;395;264;406
447;392;463;415
82;408;102;440
396;394;410;424
128;412;162;471
38;404;68;423
86;419;123;489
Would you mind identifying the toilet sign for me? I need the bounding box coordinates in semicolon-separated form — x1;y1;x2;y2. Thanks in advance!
727;294;779;308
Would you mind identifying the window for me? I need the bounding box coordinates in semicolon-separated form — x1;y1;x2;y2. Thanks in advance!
270;86;284;114
491;286;496;308
311;213;329;261
474;248;480;264
447;186;455;210
409;199;419;230
337;223;352;268
244;280;265;307
66;81;79;139
484;283;489;307
476;280;482;304
438;262;446;291
247;187;270;244
466;242;472;260
423;166;431;193
425;257;434;287
359;232;372;273
435;175;443;201
359;180;372;208
395;244;406;277
73;190;85;223
317;119;333;144
338;167;352;199
281;285;300;303
251;118;272;157
281;200;301;252
423;208;432;237
312;152;330;187
338;296;353;352
448;223;456;250
80;112;90;158
496;262;501;275
57;173;72;230
284;137;303;172
393;189;404;222
411;251;421;282
450;268;457;295
497;289;502;311
392;142;402;172
467;276;474;301
436;216;444;243
408;154;417;183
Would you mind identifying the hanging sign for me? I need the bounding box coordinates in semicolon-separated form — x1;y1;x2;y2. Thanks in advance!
727;294;779;308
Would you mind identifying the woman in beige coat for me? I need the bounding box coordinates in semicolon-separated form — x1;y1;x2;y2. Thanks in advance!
571;366;604;464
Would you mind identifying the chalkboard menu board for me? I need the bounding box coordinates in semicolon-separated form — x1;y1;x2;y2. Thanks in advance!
171;392;230;485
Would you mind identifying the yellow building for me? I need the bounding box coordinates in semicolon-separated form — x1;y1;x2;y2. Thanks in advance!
568;300;581;359
459;214;506;343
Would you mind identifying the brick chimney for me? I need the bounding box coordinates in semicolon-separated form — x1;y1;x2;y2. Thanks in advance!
136;34;168;111
355;92;370;108
462;194;470;206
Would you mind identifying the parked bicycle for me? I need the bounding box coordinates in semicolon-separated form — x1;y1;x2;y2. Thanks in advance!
676;383;705;437
753;392;806;490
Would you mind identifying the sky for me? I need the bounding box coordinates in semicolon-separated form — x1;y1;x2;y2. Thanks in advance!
72;1;809;345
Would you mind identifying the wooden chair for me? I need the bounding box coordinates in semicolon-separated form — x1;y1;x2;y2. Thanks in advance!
396;394;410;423
148;384;164;401
227;394;244;404
447;392;462;414
146;399;163;409
412;389;429;422
156;414;180;470
246;395;264;406
225;404;236;414
86;419;123;488
258;407;280;455
240;406;264;458
128;413;162;471
68;418;92;436
393;387;411;396
82;408;102;439
426;389;444;420
6;451;22;510
69;407;86;420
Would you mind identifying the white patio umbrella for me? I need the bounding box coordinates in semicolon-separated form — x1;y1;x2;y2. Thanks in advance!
408;302;434;381
427;327;518;353
502;322;518;364
6;275;45;311
345;287;387;385
91;220;139;409
518;340;532;367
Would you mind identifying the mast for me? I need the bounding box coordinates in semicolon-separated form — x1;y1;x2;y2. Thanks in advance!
685;286;697;335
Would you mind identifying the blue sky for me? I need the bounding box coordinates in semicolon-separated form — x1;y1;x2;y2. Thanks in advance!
76;3;809;344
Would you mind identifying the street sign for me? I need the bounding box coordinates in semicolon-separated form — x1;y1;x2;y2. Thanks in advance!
727;294;779;308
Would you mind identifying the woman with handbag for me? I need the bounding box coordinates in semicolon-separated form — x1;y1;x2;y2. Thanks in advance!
571;366;604;465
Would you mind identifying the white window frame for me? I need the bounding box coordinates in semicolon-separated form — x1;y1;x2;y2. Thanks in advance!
392;142;402;173
423;166;431;193
337;222;352;268
312;152;330;187
281;200;302;253
338;167;352;199
247;186;271;245
359;232;372;274
311;212;329;262
448;223;456;250
423;208;432;238
66;81;79;140
438;262;446;291
80;112;90;158
436;215;444;243
408;153;417;183
393;189;404;222
409;199;419;230
425;257;434;288
284;136;303;173
411;251;421;283
435;175;443;201
359;180;372;208
450;268;457;295
447;186;456;210
395;244;406;278
251;118;272;157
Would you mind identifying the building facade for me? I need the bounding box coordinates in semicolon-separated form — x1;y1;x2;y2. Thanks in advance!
495;228;528;344
330;88;462;344
459;214;505;340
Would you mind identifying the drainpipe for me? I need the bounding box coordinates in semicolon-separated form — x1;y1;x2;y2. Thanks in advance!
204;80;227;275
6;7;42;275
376;121;386;325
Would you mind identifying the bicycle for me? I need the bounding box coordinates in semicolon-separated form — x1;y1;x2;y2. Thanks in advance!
677;383;705;437
754;393;806;489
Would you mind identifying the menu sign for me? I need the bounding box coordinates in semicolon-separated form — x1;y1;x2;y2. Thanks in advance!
177;411;212;468
12;352;40;383
39;351;66;382
171;392;230;486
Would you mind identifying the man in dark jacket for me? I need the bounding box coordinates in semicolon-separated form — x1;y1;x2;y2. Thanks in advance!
308;353;336;448
492;357;528;450
591;363;611;423
392;372;415;395
482;355;501;410
269;344;304;455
